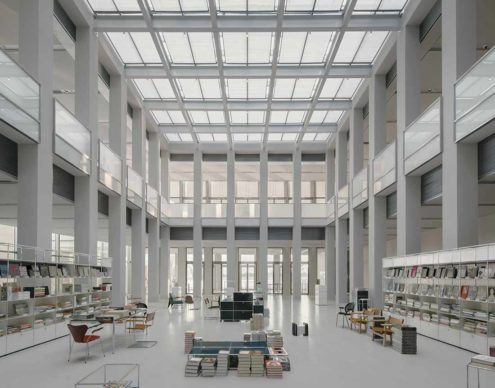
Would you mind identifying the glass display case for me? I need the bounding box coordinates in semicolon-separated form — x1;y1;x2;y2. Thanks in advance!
75;364;139;388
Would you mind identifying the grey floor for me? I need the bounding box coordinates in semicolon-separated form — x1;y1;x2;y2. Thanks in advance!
0;296;485;387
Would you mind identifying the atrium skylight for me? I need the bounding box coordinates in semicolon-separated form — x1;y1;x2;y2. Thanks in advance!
87;0;141;13
232;133;264;142
353;0;408;14
151;110;186;124
226;79;270;100
148;0;209;13
221;33;274;65
133;79;175;99
270;111;306;124
106;32;160;64
320;78;363;99
230;111;266;124
197;133;229;142
268;132;300;142
161;33;217;64
334;31;389;64
310;110;344;124
273;78;318;100
165;132;194;142
302;132;331;142
216;0;277;13
279;32;334;64
285;0;345;13
177;79;222;100
189;111;225;124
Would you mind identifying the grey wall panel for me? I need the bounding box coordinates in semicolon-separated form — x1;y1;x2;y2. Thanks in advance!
386;192;397;219
235;154;260;162
479;133;495;180
53;165;74;202
301;227;325;240
235;227;260;240
170;227;194;240
421;166;442;204
203;227;227;240
0;133;17;178
268;227;292;240
203;154;227;162
126;207;132;226
98;191;109;216
301;153;325;162
268;153;292;162
170;154;194;162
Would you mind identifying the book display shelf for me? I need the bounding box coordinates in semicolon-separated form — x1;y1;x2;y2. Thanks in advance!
0;243;112;356
383;243;495;354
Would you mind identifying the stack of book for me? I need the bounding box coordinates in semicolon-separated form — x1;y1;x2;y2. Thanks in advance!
251;330;267;342
216;350;229;376
201;358;216;377
184;331;195;353
265;360;283;378
392;326;417;354
243;333;251;342
267;331;283;348
250;350;264;377
237;350;251;377
185;357;202;377
250;313;264;330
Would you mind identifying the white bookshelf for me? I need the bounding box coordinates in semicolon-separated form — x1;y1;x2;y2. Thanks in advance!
0;244;112;356
382;243;495;355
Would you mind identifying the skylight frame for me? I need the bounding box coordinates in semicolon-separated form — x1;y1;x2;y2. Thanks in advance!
165;132;195;142
106;32;161;65
161;32;217;65
147;0;210;14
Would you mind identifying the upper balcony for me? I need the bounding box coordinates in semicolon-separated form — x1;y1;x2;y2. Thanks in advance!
455;46;495;142
235;200;260;218
146;185;159;218
54;100;91;175
352;166;368;209
166;202;194;218
404;97;442;175
0;49;40;143
126;167;144;208
202;199;227;218
98;141;122;195
268;200;293;218
373;140;396;196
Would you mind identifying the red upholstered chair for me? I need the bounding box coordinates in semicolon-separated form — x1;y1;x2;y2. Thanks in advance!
67;324;105;363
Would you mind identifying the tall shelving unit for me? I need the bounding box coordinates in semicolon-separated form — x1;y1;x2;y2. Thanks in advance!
382;243;495;355
0;244;112;356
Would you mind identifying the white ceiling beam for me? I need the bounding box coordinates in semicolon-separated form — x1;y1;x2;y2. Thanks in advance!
144;100;351;111
94;14;402;33
159;124;337;133
125;65;372;79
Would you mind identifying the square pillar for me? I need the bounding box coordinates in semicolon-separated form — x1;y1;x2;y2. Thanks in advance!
159;226;170;298
292;148;302;297
259;148;268;294
325;149;336;301
204;247;213;297
193;148;202;299
227;150;237;289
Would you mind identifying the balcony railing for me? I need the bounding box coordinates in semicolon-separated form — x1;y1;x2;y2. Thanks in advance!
455;46;495;142
202;203;227;218
166;203;194;218
302;203;327;218
327;196;336;223
235;203;260;218
98;141;122;195
126;167;143;208
0;48;40;142
268;203;293;218
146;185;159;218
352;166;368;208
54;100;91;174
373;141;396;195
404;98;442;174
337;185;349;218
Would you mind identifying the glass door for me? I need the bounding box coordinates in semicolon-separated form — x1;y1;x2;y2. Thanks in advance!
268;248;283;294
239;248;257;292
212;248;227;294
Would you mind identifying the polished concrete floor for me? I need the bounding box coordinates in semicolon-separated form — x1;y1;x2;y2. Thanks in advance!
0;296;485;387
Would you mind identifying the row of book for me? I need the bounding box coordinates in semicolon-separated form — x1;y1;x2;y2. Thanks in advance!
386;264;495;280
0;263;109;278
386;283;495;302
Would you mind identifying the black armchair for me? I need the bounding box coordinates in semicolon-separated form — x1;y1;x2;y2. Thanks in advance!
336;302;355;328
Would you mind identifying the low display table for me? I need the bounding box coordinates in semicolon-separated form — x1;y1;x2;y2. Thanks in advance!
75;364;140;387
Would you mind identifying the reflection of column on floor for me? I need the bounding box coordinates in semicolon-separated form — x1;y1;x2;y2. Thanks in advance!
204;247;213;297
178;247;187;293
308;247;318;296
282;247;291;296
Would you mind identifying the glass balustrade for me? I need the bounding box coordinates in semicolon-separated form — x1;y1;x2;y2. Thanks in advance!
146;185;159;217
54;101;91;174
235;203;260;218
373;141;396;195
126;167;143;207
0;48;40;142
268;203;293;218
301;203;327;218
166;203;194;218
337;184;349;217
404;98;442;174
455;47;495;142
98;141;122;194
201;203;227;218
352;166;368;208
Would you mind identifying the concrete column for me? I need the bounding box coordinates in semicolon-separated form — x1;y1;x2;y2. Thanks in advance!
131;108;146;301
368;75;388;307
73;25;98;259
178;247;186;291
193;149;202;299
226;150;237;289
161;151;169;198
349;108;364;293
308;247;318;296
396;24;421;256
204;247;213;296
259;148;268;294
335;130;348;304
442;0;478;249
17;0;53;250
326;149;336;301
108;74;127;306
292;148;302;297
282;247;291;296
159;225;170;298
147;132;160;302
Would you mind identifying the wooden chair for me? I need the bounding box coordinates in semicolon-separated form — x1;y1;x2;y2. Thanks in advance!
126;311;155;335
67;324;105;363
185;295;199;310
349;307;381;333
370;316;403;346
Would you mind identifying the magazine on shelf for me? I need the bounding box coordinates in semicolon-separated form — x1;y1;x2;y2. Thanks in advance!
459;265;467;278
478;287;487;302
460;286;469;300
411;266;418;278
488;288;495;303
468;286;478;301
478;266;486;279
467;265;478;279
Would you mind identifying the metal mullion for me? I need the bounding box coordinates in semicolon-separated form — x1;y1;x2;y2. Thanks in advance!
128;33;146;64
349;31;367;64
289;78;297;101
150;79;162;99
298;32;310;65
333;78;345;100
185;34;197;66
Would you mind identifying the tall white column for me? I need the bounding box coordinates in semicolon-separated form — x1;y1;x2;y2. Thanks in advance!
131;109;146;300
326;149;336;301
227;149;237;289
292;148;302;297
282;247;291;296
17;0;53;250
442;0;478;249
159;151;170;299
148;132;160;302
74;25;98;259
204;247;213;296
108;74;127;306
396;24;422;256
349;108;364;293
368;75;387;307
259;148;268;294
335;130;348;304
308;247;318;296
193;148;202;299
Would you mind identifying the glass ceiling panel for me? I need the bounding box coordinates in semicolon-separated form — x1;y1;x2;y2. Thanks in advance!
165;132;194;142
285;0;345;13
190;111;225;124
336;78;362;98
273;78;318;100
222;33;274;65
226;79;269;100
232;133;264;142
310;110;343;124
161;33;216;64
230;110;266;124
270;110;306;124
216;0;277;13
197;133;228;142
87;0;141;13
133;79;176;99
302;132;330;141
334;31;388;64
268;132;299;142
148;0;209;13
279;32;334;64
151;110;186;124
354;0;408;13
106;32;160;64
